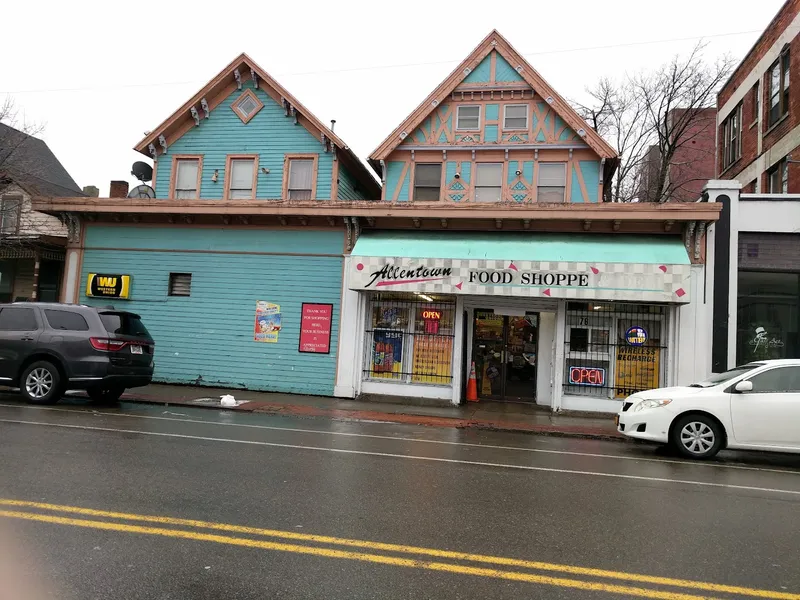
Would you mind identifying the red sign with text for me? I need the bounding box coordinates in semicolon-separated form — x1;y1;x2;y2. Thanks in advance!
299;303;334;354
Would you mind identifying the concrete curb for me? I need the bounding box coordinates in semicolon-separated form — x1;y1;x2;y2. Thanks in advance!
121;394;626;443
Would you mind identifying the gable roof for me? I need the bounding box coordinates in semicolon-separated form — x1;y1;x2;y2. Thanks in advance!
0;123;85;197
135;53;380;198
369;30;618;170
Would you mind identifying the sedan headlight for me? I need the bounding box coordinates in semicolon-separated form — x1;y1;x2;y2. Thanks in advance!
633;399;672;412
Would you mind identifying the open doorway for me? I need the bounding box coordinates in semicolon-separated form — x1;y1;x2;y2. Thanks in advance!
472;309;538;402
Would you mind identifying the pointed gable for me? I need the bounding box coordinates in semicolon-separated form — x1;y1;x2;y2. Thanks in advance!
370;30;616;169
134;53;379;198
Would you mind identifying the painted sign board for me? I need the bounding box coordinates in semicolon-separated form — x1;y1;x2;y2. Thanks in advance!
86;274;131;299
299;303;333;354
349;257;690;303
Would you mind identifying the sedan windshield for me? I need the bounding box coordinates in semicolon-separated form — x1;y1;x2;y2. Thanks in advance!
689;363;764;388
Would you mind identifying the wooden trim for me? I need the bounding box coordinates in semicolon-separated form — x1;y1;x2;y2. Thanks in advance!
83;247;341;258
489;50;497;83
282;153;319;200
31;197;723;221
565;155;573;203
331;157;340;201
169;155;204;199
224;154;259;200
231;88;264;124
151;160;158;196
369;30;617;161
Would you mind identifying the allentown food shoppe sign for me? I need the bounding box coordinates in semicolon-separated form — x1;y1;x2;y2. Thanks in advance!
349;257;691;303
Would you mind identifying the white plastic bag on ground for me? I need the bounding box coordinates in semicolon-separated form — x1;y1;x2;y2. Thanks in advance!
220;394;237;407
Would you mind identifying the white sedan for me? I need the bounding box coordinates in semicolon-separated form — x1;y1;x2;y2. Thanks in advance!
616;359;800;459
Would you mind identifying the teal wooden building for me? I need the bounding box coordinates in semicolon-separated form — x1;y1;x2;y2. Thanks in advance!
65;53;379;395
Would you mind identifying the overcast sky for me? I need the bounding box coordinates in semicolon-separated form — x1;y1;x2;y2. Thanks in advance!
1;0;785;195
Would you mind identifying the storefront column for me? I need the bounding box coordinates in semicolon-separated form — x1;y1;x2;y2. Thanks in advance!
451;297;466;405
30;250;40;301
551;301;567;412
334;254;361;398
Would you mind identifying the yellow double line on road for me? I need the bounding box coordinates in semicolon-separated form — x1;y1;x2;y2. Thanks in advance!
0;499;797;600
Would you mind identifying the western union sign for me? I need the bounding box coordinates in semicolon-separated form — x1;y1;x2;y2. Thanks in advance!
86;274;132;299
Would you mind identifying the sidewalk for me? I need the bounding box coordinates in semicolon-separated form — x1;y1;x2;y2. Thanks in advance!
120;384;624;442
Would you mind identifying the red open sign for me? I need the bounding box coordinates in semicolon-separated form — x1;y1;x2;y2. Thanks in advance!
422;310;441;320
569;366;606;387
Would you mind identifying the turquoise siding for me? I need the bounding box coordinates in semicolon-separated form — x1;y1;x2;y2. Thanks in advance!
570;166;584;203
80;226;344;396
485;125;498;143
445;161;458;182
507;161;519;184
385;161;410;201
523;161;534;182
464;55;491;83
485;104;499;121
495;54;524;82
338;165;362;200
460;162;472;187
154;81;333;200
580;160;601;203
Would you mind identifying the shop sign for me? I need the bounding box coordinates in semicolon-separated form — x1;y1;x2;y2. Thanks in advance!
372;330;403;378
614;346;660;398
254;301;281;343
299;303;333;354
350;257;690;304
86;274;131;299
625;326;648;346
569;366;606;387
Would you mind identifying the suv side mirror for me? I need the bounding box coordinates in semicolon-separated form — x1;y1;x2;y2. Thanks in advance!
734;380;753;393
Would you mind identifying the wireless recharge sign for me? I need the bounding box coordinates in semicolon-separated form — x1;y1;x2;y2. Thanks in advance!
86;273;132;299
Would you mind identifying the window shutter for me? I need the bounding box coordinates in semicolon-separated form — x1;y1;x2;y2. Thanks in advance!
289;160;313;190
176;160;198;189
538;163;567;186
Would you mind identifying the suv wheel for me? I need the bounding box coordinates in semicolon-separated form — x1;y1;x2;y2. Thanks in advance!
21;361;62;405
87;387;125;404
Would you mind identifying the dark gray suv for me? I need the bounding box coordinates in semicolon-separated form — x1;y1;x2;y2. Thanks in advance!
0;303;154;404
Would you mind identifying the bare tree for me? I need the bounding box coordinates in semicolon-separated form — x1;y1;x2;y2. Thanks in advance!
575;43;734;202
0;96;45;194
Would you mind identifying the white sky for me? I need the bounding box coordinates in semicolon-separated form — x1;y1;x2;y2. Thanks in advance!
1;0;785;195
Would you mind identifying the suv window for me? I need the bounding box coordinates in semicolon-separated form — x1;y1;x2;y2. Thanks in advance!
99;312;150;337
747;367;800;393
0;307;38;331
44;309;90;331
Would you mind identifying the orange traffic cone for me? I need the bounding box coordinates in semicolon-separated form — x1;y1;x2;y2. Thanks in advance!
466;361;479;402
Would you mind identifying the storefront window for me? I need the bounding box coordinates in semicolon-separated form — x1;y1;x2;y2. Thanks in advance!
364;294;456;385
736;272;799;365
564;303;667;399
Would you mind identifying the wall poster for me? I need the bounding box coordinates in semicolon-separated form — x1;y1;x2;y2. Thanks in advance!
614;346;660;398
254;301;281;343
299;303;334;353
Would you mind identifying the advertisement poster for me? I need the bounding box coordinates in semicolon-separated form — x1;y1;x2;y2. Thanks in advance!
614;346;660;398
299;303;333;353
254;301;281;343
411;336;453;384
372;329;404;379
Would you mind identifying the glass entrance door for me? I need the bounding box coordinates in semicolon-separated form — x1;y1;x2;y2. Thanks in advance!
473;310;538;402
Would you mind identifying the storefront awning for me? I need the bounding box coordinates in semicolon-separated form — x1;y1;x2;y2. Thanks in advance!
349;231;693;304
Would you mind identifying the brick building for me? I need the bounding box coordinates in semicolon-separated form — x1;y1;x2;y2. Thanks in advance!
717;0;800;191
709;0;800;372
640;108;717;202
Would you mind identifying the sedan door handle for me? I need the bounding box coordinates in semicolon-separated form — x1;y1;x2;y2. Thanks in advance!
20;337;35;341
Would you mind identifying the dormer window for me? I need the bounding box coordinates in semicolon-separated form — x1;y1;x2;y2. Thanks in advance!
456;105;480;130
232;89;264;124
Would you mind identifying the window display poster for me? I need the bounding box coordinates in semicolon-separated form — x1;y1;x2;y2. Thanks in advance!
372;329;404;378
411;336;453;384
614;346;660;398
299;303;333;353
254;301;281;343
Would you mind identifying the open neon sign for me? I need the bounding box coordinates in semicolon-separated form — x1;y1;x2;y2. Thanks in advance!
569;366;606;387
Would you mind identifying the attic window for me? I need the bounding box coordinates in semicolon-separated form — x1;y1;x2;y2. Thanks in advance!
232;89;263;124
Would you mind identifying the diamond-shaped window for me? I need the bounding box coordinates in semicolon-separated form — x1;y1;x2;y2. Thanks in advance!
232;89;263;124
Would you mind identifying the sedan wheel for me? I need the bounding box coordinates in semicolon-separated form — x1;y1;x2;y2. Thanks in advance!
671;414;724;459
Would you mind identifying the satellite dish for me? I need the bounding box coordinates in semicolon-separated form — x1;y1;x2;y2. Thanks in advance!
131;161;154;182
128;185;156;199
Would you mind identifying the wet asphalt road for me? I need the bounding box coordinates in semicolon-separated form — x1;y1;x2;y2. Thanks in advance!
0;396;799;600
